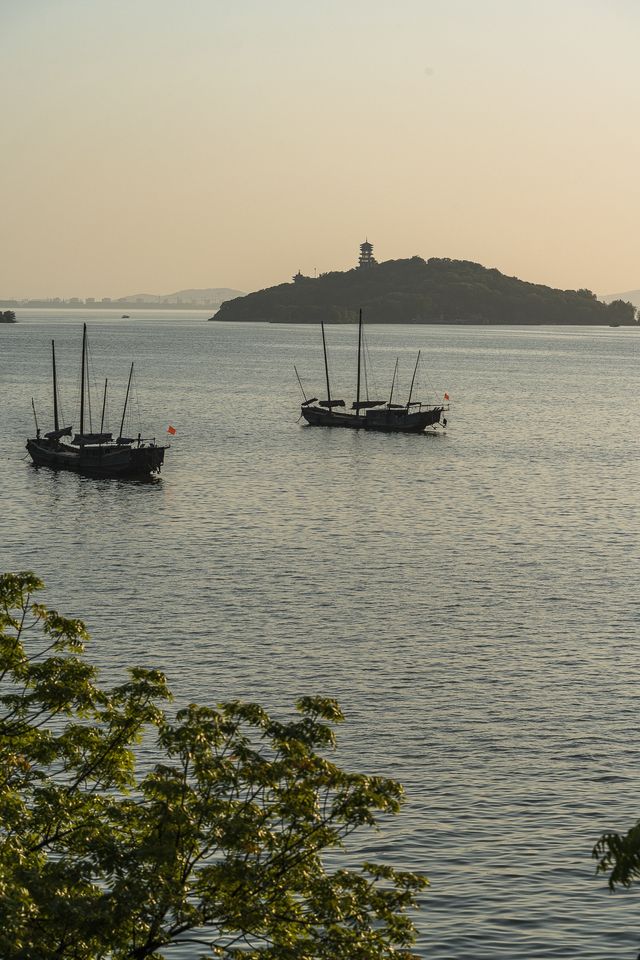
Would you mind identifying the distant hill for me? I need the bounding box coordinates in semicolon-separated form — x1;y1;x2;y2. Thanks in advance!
601;289;640;308
118;288;244;306
215;257;636;325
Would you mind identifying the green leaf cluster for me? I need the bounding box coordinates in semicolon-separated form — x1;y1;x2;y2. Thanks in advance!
594;822;640;892
0;572;427;959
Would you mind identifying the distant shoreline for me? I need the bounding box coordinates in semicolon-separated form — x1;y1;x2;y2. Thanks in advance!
3;308;636;327
250;318;639;327
0;302;223;311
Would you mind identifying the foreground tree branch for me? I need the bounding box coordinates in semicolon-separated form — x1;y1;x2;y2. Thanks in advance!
0;572;427;959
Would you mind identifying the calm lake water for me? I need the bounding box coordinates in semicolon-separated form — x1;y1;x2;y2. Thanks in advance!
1;310;640;958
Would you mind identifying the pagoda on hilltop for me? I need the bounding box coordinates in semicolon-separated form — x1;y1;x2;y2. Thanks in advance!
358;239;377;269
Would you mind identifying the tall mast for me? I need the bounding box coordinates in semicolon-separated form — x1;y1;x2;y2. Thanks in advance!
51;340;59;432
100;379;108;433
119;363;134;440
320;322;332;409
79;323;87;435
356;308;362;416
388;357;398;408
406;350;421;411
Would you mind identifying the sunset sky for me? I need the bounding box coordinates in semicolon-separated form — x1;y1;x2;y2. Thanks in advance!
2;0;639;300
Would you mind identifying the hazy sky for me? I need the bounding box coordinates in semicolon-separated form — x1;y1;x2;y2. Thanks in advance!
2;0;639;299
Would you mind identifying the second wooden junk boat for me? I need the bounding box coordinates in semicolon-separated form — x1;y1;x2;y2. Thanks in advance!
26;324;168;478
298;310;449;433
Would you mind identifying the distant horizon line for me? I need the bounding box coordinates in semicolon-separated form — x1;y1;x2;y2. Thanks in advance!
0;302;221;312
0;288;245;309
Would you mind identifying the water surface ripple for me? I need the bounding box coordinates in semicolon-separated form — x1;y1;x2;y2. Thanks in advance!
1;314;639;957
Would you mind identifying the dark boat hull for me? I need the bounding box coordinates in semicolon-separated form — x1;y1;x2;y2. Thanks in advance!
26;439;166;478
301;405;445;433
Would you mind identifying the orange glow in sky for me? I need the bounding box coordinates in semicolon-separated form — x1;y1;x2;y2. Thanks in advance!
2;0;639;299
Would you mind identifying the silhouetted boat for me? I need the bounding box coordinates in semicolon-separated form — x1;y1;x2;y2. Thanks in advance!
26;324;168;478
298;310;449;434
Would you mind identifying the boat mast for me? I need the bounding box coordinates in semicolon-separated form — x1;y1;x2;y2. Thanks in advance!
51;340;59;432
79;323;87;435
118;363;134;440
406;350;421;411
388;357;398;408
31;398;40;437
320;322;332;409
100;379;108;433
356;308;362;416
293;365;308;402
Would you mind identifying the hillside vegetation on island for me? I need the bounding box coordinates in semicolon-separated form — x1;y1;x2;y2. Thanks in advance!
215;257;635;325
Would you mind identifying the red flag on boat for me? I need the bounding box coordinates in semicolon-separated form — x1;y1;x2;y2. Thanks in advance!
444;393;450;401
167;425;177;435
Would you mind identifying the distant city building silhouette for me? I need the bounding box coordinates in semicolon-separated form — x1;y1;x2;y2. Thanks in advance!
358;239;377;268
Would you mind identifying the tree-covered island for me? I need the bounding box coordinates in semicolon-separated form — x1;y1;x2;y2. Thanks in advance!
214;257;636;325
0;310;16;323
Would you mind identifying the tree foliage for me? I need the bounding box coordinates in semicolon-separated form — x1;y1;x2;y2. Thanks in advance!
593;822;640;959
0;309;16;322
215;256;636;326
594;823;640;892
0;572;427;960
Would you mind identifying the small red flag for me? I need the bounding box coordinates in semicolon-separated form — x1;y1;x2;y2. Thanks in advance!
167;425;177;435
444;392;450;401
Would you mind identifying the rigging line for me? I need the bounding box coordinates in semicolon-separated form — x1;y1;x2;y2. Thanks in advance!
362;330;380;400
53;342;67;427
134;368;144;431
128;366;143;434
422;372;438;403
57;377;66;429
368;341;380;398
406;350;421;410
293;365;307;401
411;351;427;401
388;357;399;407
100;379;108;434
363;344;369;399
100;377;110;432
86;377;92;432
416;349;439;401
85;336;97;432
320;322;332;409
51;341;59;432
76;327;85;432
119;362;134;440
361;328;369;399
31;398;39;435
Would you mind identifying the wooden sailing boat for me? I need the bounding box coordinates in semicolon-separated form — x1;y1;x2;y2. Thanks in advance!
26;324;168;478
299;310;449;433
